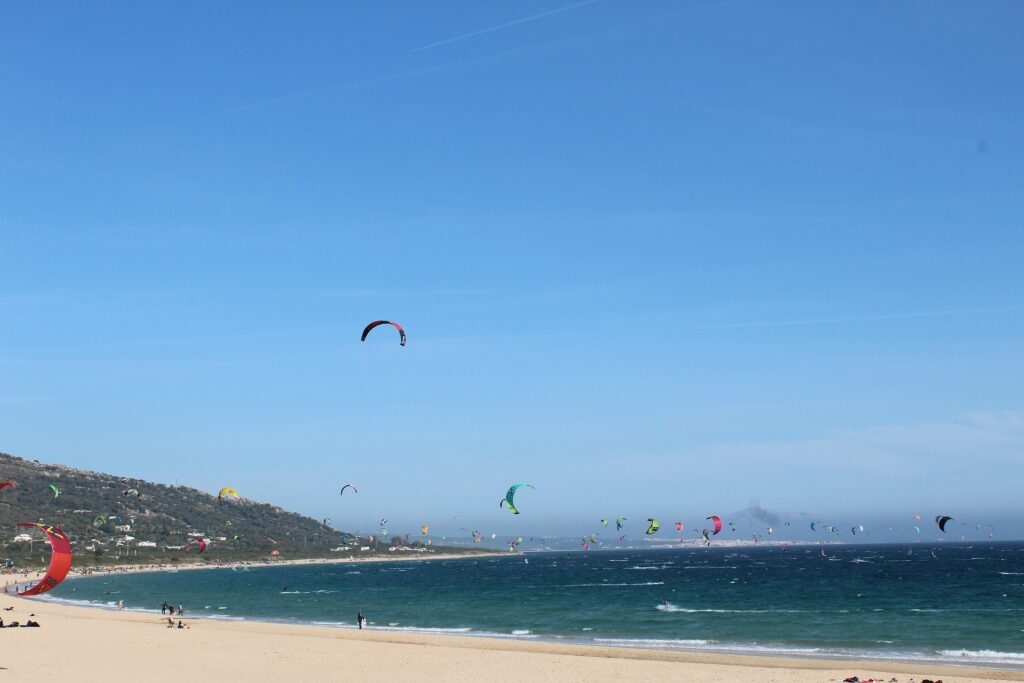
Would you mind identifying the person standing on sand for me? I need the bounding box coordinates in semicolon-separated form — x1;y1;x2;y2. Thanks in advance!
357;611;365;630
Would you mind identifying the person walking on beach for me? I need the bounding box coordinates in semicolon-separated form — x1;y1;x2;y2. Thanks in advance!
357;611;365;630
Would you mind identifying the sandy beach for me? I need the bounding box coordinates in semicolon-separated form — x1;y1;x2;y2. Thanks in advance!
1;591;1020;683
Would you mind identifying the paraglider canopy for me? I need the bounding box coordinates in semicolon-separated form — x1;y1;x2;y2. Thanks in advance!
218;487;240;503
16;523;72;595
361;320;406;346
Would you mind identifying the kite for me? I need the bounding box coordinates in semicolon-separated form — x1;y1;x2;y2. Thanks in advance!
0;481;14;491
218;487;240;503
361;320;406;347
16;523;72;595
500;483;534;515
600;519;608;527
615;517;626;531
49;484;60;499
851;526;858;535
379;518;388;527
767;527;774;535
340;484;358;496
646;518;660;535
421;525;429;535
701;529;710;545
936;515;953;532
706;515;722;535
810;521;817;532
618;534;626;541
914;526;921;535
729;522;737;532
675;522;683;532
588;533;597;543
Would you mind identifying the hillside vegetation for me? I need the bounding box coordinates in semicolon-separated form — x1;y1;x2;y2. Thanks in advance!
0;452;471;568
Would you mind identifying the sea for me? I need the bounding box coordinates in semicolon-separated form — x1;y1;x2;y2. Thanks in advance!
43;542;1024;669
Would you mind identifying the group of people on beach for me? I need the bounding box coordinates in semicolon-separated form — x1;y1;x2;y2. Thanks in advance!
160;601;189;628
160;600;185;617
0;605;40;628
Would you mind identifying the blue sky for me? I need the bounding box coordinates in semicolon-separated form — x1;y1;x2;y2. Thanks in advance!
1;1;1022;539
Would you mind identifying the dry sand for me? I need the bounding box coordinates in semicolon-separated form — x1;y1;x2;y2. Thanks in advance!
1;594;1021;683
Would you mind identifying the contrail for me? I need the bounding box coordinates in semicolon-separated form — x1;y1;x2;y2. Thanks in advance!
211;33;579;118
687;306;1023;331
413;0;600;52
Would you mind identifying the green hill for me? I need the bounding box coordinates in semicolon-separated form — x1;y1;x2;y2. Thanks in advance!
0;452;474;568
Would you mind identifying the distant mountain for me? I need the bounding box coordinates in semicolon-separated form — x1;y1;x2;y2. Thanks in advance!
0;452;470;567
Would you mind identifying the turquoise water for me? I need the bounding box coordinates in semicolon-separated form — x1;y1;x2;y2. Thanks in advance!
47;543;1024;668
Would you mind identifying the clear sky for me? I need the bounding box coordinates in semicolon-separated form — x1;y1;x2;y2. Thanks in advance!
2;2;1022;539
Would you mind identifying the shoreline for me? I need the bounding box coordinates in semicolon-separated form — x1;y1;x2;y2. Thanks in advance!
4;548;506;586
39;592;1024;673
3;597;1022;682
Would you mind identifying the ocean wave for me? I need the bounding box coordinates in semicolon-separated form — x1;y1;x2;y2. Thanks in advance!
683;566;737;570
656;603;805;614
937;649;1024;663
630;566;659;570
375;626;473;634
998;571;1024;576
559;581;664;587
595;638;714;647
